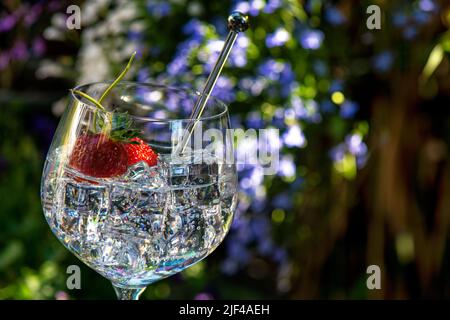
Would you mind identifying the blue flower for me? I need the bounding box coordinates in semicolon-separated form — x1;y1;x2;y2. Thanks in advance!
324;6;346;26
299;29;324;50
271;108;285;127
412;10;430;25
340;100;359;119
220;258;239;275
263;0;282;14
265;27;290;48
373;51;394;73
182;19;205;37
258;60;295;94
127;30;143;41
329;143;346;162
273;248;288;263
329;80;344;92
278;155;296;177
146;1;171;18
245;111;264;129
282;125;306;148
137;68;150;82
272;192;293;210
257;238;274;255
321;100;336;113
250;217;271;239
232;1;251;14
227;240;251;263
212;76;235;103
403;26;417;40
419;0;436;12
167;55;188;76
345;134;367;157
249;0;265;16
230;34;249;67
392;12;407;27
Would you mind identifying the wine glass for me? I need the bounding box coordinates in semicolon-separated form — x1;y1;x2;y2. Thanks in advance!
40;82;238;300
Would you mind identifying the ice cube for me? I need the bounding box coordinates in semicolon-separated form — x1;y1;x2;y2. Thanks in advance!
64;182;109;215
64;182;88;210
110;186;138;216
190;175;220;208
124;161;167;190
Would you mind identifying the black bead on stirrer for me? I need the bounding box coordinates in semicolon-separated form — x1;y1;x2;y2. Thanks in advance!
175;11;249;155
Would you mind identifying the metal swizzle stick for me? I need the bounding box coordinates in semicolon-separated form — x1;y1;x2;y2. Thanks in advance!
174;11;249;156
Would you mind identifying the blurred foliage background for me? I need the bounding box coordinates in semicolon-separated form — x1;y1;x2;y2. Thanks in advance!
1;0;450;299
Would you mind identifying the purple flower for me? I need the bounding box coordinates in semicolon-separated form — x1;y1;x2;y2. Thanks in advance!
0;15;16;32
194;293;214;300
324;6;346;26
282;125;306;148
373;51;394;72
419;0;436;12
299;29;324;50
32;37;46;56
265;28;290;48
24;3;43;26
10;41;29;61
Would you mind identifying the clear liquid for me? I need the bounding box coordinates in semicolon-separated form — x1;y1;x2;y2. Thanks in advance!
41;149;237;288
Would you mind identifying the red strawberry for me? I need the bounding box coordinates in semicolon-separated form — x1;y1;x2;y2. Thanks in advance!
69;133;128;178
124;137;158;167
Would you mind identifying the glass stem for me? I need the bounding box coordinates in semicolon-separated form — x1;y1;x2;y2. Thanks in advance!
113;285;146;300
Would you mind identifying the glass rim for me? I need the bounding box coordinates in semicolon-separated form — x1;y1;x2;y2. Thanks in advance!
71;81;229;123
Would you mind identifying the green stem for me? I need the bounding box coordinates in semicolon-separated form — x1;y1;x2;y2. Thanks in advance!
98;51;136;104
71;52;136;135
72;89;105;111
